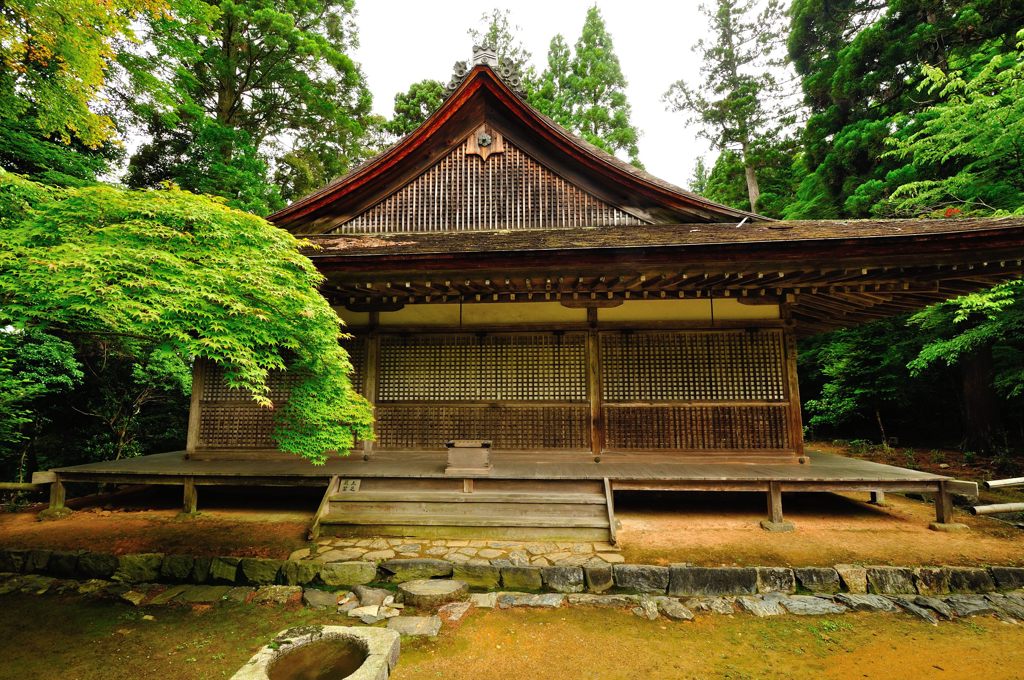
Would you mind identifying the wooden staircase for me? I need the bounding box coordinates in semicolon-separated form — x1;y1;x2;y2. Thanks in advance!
313;477;615;542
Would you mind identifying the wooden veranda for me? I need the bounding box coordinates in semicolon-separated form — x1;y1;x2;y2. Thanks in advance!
47;450;976;543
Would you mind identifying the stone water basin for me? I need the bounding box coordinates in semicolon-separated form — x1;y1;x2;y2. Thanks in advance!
232;626;401;680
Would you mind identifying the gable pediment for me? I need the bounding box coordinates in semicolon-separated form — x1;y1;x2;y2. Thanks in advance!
331;125;647;234
270;63;766;233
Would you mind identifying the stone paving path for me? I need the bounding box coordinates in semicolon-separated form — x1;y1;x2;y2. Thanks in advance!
292;538;624;567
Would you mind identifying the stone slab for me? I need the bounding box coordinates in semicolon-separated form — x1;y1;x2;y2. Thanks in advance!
388;615;442;637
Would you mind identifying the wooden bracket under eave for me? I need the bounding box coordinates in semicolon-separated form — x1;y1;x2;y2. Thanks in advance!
465;123;504;162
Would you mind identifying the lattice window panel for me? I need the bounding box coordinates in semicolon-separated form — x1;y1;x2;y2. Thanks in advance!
341;336;367;394
331;140;646;234
375;405;590;450
600;330;787;402
197;366;297;449
378;333;587;402
604;405;790;450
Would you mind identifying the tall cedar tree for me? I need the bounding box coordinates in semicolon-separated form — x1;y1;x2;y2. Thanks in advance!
385;80;446;138
529;34;575;130
785;0;1024;219
122;0;374;213
531;7;642;167
664;0;789;213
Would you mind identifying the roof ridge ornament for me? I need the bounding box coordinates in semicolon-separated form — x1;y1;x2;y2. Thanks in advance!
444;41;525;98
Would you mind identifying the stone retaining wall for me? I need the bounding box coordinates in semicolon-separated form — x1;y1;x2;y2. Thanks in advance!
1;548;1022;597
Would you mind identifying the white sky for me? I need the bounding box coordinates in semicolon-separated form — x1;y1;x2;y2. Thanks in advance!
353;1;714;189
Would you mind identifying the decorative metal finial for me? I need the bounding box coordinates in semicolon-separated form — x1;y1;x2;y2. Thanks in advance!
443;41;525;98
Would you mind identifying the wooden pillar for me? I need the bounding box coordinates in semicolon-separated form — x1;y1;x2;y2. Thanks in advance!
183;477;198;514
934;481;952;524
362;313;380;458
49;475;66;511
185;358;207;458
586;308;604;458
782;318;806;461
760;480;794;532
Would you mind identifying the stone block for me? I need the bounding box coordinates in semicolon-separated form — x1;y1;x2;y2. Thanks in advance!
239;558;284;585
398;579;468;609
77;552;118;580
613;564;670;594
113;553;164;584
380;558;452;582
540;566;584;593
866;566;916;595
737;595;785;617
191;556;212;583
501;566;542;591
0;549;27;573
991;567;1024;591
453;561;500;589
835;564;867;594
946;567;995;593
302;588;340;609
24;549;52;574
159;554;195;583
914;568;949;596
768;593;847;616
835;593;898;612
388;615;442;637
209;556;240;584
946;594;997;617
668;566;757;597
794;567;841;594
756;567;795;594
496;592;564;608
584;565;614;593
46;551;81;578
280;560;320;586
654;597;695;621
319;561;377;587
353;585;391;606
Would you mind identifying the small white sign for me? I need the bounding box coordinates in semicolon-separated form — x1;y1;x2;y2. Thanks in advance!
338;479;361;493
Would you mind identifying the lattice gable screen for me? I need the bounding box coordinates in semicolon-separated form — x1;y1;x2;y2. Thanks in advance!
331;139;646;233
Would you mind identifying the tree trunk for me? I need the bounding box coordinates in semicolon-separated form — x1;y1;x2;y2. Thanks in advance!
960;346;1001;455
740;142;760;212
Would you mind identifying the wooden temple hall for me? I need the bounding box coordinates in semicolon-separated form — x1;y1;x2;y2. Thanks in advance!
50;47;1024;541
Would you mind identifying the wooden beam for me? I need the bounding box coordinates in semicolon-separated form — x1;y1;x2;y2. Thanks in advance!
604;478;617;545
587;308;604;458
934;481;953;524
183;477;198;514
49;475;65;511
185;359;207;455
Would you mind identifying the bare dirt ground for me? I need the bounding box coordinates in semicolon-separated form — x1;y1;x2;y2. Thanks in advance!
1;593;1023;680
0;485;315;558
616;489;1022;567
1;444;1021;566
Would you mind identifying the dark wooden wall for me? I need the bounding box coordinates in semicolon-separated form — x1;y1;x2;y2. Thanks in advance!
188;325;804;462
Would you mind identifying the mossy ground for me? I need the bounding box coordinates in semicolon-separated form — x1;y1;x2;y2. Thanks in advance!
2;593;1023;680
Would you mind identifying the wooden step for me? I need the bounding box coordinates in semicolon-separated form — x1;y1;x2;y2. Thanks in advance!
329;491;605;504
319;513;609;528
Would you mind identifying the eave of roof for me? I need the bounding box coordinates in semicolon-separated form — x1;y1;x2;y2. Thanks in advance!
269;64;766;229
300;217;1024;265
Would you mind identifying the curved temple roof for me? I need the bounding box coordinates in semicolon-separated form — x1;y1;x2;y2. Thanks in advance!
270;57;766;233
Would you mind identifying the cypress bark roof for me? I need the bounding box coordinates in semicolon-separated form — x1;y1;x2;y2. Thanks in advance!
269;62;766;233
